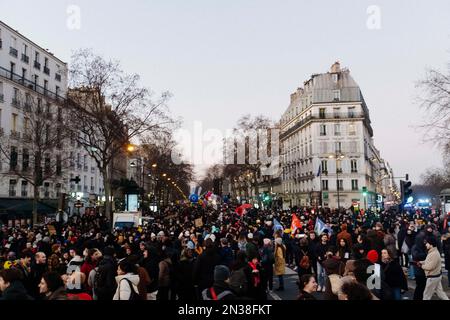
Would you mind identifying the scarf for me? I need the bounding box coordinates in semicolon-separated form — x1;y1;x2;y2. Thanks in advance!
248;262;260;287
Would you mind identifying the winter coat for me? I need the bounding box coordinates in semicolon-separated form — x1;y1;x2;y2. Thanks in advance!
420;247;442;277
442;234;450;270
113;273;140;300
137;266;151;300
383;234;398;259
92;255;117;300
298;290;316;300
274;244;286;276
193;248;221;291
158;258;172;288
0;281;33;300
173;258;196;300
45;287;68;300
411;244;427;278
315;242;329;265
382;260;408;290
219;246;234;268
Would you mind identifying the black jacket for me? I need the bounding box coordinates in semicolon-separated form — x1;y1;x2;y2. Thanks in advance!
201;281;236;300
0;281;33;300
173;259;196;300
382;260;408;290
94;255;117;300
298;290;316;300
193;248;221;291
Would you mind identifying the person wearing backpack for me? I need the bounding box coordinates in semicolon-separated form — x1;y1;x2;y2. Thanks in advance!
202;265;236;300
296;237;312;278
113;259;141;300
229;251;249;298
92;246;117;300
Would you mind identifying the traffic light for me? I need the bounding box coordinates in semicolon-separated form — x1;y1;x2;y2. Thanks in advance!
362;186;367;197
400;180;412;204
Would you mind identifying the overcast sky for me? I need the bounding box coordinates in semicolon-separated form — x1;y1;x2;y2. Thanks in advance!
2;0;450;182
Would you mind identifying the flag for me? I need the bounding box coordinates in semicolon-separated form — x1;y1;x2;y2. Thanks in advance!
273;218;284;232
291;214;302;234
316;164;322;177
314;217;326;235
235;203;252;216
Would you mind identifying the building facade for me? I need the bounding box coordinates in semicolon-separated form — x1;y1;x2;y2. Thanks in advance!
0;21;107;219
280;62;396;210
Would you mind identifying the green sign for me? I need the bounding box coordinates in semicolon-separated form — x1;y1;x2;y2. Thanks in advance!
323;192;329;199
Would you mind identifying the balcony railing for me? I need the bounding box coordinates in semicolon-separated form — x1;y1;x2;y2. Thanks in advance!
10;47;18;57
21;54;29;64
44;66;50;75
0;66;65;104
34;61;41;70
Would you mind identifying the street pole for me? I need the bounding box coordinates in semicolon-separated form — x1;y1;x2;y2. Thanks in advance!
337;156;340;209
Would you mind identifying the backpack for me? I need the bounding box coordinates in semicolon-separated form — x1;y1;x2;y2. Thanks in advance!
228;268;248;296
299;250;310;270
119;278;142;300
202;287;233;300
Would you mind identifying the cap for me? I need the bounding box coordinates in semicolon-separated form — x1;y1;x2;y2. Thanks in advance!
367;250;379;264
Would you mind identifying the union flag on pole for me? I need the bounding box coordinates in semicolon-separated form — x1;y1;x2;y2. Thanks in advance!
290;213;302;234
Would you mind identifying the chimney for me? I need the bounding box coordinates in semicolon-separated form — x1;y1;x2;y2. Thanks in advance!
331;61;341;73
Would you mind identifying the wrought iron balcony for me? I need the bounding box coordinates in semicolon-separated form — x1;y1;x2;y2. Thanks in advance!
21;54;29;64
44;66;50;75
34;61;41;70
10;47;18;57
0;66;65;104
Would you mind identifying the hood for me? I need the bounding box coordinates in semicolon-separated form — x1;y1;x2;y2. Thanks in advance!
116;273;140;286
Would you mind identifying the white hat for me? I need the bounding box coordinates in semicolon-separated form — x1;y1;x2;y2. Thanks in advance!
184;231;190;237
247;233;254;239
151;233;156;238
157;231;165;237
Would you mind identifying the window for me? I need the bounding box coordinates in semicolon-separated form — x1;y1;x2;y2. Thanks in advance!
70;151;75;169
321;160;328;174
9;179;17;197
0;81;3;101
332;74;338;83
10;147;18;171
348;123;356;135
336;159;342;173
35;51;39;62
351;179;358;191
21;180;28;197
333;107;340;118
319;108;326;119
22;149;29;171
333;90;340;101
348;107;355;118
335;141;342;153
337;180;343;191
44;57;48;68
12;88;19;106
322;180;329;191
320;124;327;136
334;123;341;136
351;159;358;173
12;113;18;131
22;43;27;55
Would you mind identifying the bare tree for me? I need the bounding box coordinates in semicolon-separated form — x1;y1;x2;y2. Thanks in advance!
417;59;450;149
66;49;174;224
0;92;71;224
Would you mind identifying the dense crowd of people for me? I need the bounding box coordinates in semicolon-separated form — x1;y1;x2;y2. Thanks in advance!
0;204;449;301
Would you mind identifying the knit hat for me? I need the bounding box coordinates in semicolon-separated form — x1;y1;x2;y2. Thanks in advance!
366;250;379;263
214;265;230;282
247;233;254;239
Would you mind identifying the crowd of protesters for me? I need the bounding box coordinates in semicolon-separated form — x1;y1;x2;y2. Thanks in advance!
0;203;449;301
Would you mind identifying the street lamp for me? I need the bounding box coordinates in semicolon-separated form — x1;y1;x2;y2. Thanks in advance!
152;163;157;168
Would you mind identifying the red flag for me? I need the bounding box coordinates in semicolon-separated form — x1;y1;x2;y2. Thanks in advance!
235;203;252;216
291;213;302;233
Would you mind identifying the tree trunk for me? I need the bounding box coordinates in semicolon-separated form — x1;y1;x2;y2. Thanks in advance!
102;167;113;229
32;184;39;225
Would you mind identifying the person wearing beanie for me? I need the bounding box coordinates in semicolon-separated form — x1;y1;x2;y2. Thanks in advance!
419;236;449;300
366;250;379;264
201;265;236;300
